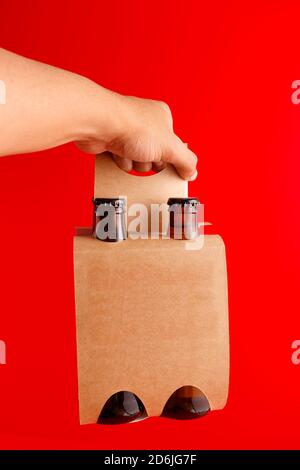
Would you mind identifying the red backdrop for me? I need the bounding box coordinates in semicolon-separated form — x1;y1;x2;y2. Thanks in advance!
0;0;299;450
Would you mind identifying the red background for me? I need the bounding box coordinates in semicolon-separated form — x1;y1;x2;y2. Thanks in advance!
0;0;300;450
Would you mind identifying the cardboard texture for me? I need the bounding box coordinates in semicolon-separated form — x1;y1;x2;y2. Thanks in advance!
74;154;229;424
95;153;188;234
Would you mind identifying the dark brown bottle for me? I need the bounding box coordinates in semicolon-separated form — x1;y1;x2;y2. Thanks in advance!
98;391;146;425
165;197;209;419
93;198;127;242
167;197;200;240
162;386;210;420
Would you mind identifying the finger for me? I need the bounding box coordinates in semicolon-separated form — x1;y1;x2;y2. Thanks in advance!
164;138;198;180
112;154;133;172
133;161;152;172
152;161;167;172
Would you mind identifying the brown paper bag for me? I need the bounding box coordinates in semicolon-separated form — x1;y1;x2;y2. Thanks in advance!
74;154;229;424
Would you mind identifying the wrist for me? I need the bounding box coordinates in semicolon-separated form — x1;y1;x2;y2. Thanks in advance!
74;77;128;150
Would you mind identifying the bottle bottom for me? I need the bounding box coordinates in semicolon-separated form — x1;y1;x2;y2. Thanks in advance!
162;386;210;420
98;387;210;423
98;391;147;425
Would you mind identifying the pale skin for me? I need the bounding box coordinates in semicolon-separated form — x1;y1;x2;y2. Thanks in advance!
0;48;198;180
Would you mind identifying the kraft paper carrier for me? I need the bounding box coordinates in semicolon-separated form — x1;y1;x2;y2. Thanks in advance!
74;153;229;424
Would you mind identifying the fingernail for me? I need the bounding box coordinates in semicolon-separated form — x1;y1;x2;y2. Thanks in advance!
187;170;198;181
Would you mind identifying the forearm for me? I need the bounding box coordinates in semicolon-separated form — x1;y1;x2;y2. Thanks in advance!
0;48;121;156
0;48;197;179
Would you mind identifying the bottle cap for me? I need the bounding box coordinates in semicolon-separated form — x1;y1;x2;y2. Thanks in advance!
93;198;126;211
167;197;200;208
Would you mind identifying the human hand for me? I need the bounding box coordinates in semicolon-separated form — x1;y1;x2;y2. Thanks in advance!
76;93;198;181
0;47;197;181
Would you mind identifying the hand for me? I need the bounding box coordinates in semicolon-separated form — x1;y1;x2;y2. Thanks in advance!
76;93;198;181
0;47;198;181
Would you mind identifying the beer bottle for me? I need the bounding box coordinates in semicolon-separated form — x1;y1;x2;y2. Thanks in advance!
93;199;146;424
98;391;146;425
162;386;210;420
167;197;200;240
93;198;126;242
165;197;210;419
